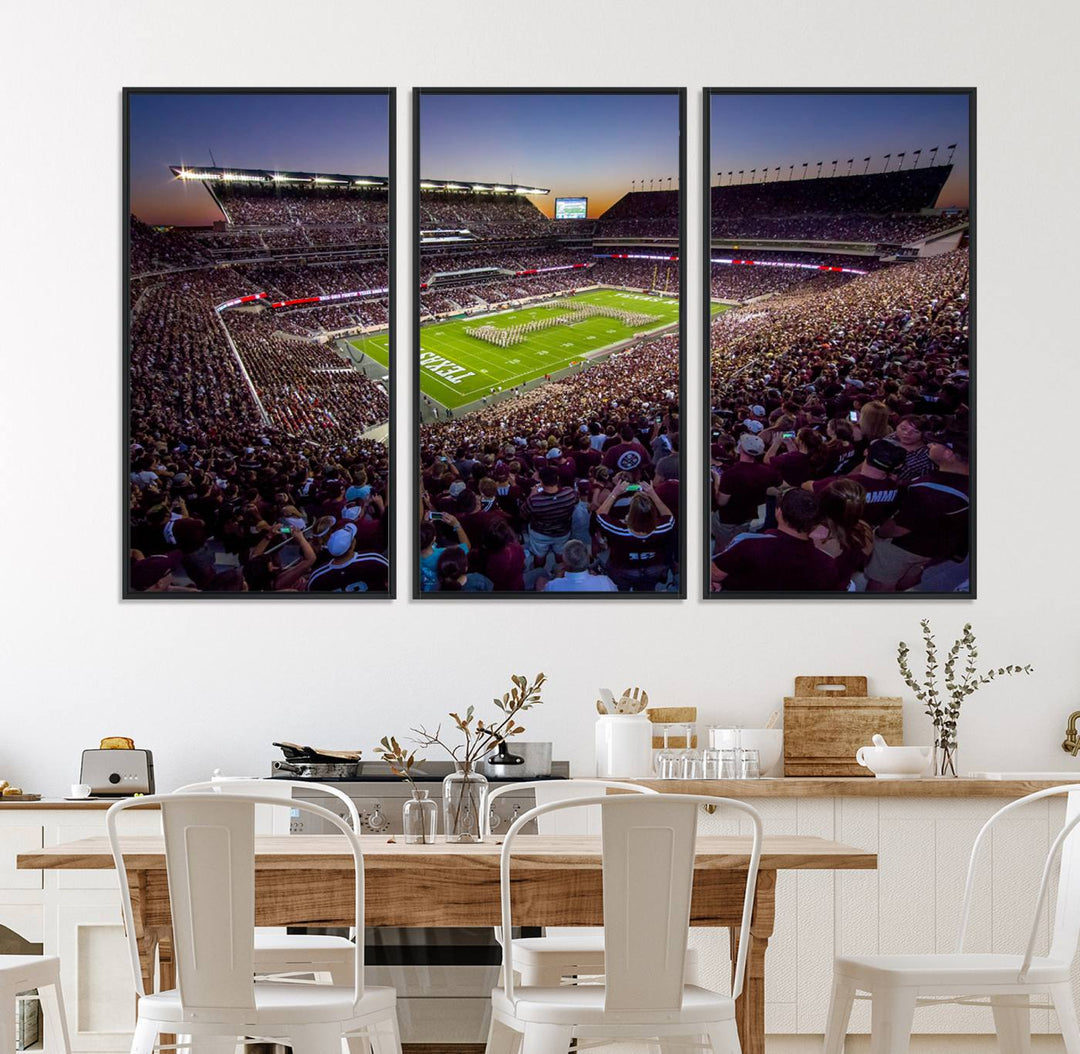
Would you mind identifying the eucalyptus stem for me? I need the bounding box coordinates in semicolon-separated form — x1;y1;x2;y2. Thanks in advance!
897;621;1033;773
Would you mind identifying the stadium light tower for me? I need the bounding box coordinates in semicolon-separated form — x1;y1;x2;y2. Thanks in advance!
830;160;838;177
632;179;636;193
912;148;922;168
846;158;854;176
726;171;732;184
788;164;794;180
667;177;672;192
738;170;744;184
801;162;808;179
815;161;822;178
882;153;891;172
946;143;957;164
750;168;756;182
897;152;906;170
929;146;939;166
863;156;871;175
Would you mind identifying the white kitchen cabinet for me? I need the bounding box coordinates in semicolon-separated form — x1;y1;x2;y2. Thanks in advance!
0;792;1076;1045
693;792;1071;1036
0;805;160;1054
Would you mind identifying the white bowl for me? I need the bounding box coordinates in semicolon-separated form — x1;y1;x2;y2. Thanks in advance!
856;741;931;779
707;728;784;777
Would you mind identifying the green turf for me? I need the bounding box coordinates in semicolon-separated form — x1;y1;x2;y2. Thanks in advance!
348;331;391;369
405;288;680;410
710;301;731;316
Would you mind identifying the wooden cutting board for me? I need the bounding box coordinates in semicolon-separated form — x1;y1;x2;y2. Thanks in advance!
784;676;903;777
647;707;698;749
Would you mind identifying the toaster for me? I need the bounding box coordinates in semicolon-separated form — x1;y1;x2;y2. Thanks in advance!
79;749;155;796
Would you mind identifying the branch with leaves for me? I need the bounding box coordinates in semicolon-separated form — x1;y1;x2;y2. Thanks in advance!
376;736;425;792
898;620;1033;751
407;672;547;772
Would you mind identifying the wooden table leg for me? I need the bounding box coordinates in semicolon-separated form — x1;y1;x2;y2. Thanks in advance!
730;871;776;1054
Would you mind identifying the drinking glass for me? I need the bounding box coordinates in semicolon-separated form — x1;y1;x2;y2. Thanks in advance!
720;749;739;779
702;748;723;780
739;748;761;780
655;725;680;778
677;724;701;779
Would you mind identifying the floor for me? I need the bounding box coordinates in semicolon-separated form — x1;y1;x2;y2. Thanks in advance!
768;1037;1067;1052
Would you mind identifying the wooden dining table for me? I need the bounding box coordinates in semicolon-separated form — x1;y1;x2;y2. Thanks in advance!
19;834;875;1054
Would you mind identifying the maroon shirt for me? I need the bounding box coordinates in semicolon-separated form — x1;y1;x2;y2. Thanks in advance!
596;514;675;571
892;471;970;559
813;473;904;526
482;542;525;591
715;461;782;524
602;441;651;474
654;479;679;518
306;552;389;593
713;530;842;592
769;451;815;487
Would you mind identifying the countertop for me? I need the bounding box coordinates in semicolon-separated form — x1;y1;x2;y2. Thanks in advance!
3;777;1079;808
613;776;1080;797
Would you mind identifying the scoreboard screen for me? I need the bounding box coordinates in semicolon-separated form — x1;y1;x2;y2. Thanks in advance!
555;197;587;220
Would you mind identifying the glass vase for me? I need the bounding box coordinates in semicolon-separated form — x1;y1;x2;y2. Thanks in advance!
442;764;488;843
933;739;959;778
402;788;438;844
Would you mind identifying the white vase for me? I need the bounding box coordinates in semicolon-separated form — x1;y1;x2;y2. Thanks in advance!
594;713;653;777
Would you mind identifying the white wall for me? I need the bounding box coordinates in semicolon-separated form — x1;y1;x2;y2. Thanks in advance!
2;0;1079;796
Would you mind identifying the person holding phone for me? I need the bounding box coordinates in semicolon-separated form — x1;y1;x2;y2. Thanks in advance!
595;479;676;591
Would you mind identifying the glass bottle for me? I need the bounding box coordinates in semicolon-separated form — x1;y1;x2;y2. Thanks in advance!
402;788;438;844
442;764;488;843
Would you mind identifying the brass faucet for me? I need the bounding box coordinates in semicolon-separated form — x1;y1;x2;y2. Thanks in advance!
1064;712;1080;756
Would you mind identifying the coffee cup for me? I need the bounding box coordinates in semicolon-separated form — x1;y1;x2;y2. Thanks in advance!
70;784;92;799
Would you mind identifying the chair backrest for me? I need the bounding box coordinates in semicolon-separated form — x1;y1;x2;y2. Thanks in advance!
483;778;657;839
106;792;366;1015
499;793;762;1011
955;784;1080;977
174;778;362;834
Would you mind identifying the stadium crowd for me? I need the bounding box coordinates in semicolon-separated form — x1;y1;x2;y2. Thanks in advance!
418;333;680;593
129;181;392;595
419;192;552;239
708;249;970;593
710;212;964;244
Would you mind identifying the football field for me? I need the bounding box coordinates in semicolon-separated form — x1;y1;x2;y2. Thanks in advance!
370;288;678;410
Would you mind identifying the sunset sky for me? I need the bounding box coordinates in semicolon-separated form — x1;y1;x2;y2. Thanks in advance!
128;92;390;226
709;91;971;208
420;92;681;219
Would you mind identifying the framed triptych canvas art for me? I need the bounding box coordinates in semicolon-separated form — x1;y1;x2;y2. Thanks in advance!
704;89;973;599
124;88;394;597
415;88;686;598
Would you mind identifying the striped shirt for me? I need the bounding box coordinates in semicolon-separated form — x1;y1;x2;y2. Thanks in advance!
522;487;577;537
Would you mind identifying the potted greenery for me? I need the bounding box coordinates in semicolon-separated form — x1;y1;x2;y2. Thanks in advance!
897;620;1033;777
376;737;436;844
383;672;546;842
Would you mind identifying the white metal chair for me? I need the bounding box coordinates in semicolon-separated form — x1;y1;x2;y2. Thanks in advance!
486;779;667;986
175;780;358;985
106;792;401;1054
824;784;1080;1054
0;955;71;1054
487;792;762;1054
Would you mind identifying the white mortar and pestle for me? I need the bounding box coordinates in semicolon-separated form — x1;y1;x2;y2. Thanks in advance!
855;734;931;779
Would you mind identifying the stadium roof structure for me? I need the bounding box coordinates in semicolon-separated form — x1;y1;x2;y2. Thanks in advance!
419;179;549;195
169;166;388;187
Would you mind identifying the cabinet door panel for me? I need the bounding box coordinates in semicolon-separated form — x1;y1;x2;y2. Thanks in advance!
0;826;44;890
55;902;136;1052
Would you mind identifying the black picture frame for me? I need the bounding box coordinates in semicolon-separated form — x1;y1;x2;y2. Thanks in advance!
122;86;396;599
413;87;687;600
702;87;976;600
